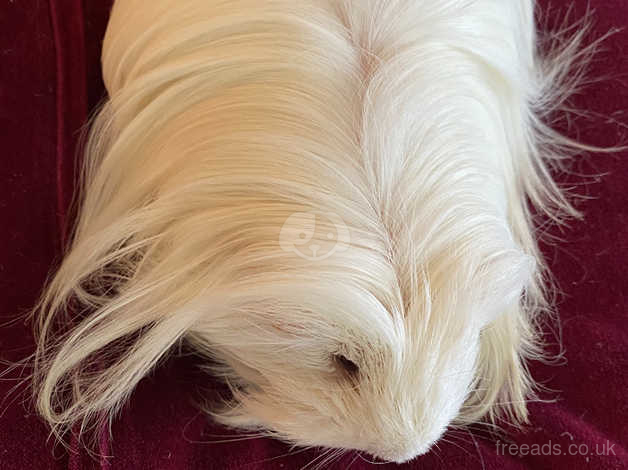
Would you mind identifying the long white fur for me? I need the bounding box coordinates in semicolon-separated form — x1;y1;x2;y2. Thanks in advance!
32;0;593;463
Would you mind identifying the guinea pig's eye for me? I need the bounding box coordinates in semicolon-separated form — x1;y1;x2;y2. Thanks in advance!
333;354;360;378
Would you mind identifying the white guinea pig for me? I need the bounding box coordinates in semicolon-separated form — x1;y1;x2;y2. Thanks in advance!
32;0;592;463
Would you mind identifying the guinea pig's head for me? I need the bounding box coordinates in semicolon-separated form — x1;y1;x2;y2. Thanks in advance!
185;211;535;463
34;191;536;463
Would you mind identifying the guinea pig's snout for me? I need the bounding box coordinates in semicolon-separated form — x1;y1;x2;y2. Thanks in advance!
364;418;450;463
368;439;435;464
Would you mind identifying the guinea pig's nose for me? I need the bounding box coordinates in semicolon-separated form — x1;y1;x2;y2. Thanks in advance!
370;440;433;464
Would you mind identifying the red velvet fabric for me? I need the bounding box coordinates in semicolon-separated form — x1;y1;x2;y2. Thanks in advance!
1;1;626;469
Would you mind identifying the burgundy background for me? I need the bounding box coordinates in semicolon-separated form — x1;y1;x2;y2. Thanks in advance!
1;1;626;469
